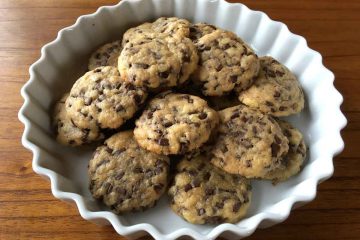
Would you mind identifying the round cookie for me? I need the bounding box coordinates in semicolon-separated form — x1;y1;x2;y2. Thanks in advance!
88;40;122;70
168;154;252;224
210;105;289;178
192;29;260;96
264;120;307;182
238;56;305;116
134;92;219;155
88;131;170;213
119;36;198;90
66;66;147;129
189;23;217;41
53;93;104;146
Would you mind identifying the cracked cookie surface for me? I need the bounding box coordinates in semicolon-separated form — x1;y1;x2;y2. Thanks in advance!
192;30;260;96
210;105;289;178
264;120;307;182
88;40;122;70
88;131;170;213
53;93;104;146
238;56;305;116
134;92;219;155
66;66;147;129
168;154;251;224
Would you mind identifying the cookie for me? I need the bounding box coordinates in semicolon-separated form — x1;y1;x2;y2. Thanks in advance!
210;105;289;178
53;93;104;146
88;131;170;213
119;36;198;90
168;154;252;224
192;29;260;96
264;120;307;182
134;92;219;155
88;40;122;70
152;17;190;38
238;56;305;116
66;66;147;129
206;93;241;111
189;23;217;41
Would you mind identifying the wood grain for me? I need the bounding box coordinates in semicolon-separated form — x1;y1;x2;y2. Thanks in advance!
0;0;358;239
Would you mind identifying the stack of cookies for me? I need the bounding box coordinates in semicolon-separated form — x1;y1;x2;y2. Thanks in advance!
53;17;307;225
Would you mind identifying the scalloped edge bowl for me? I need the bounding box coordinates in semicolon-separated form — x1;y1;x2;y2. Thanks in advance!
18;0;347;239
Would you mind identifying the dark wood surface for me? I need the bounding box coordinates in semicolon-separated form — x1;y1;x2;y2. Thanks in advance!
0;0;358;239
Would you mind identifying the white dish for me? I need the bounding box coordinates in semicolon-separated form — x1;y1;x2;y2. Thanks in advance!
18;0;347;239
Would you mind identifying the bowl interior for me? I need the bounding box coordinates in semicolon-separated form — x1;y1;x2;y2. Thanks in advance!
22;0;342;236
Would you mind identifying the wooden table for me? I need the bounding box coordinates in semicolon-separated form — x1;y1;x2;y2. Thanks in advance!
0;0;358;239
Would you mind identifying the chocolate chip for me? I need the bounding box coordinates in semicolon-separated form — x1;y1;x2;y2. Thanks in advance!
158;138;169;146
84;97;92;106
274;135;282;144
240;116;248;122
252;126;257;134
134;94;142;104
163;122;173;127
96;159;109;168
117;188;127;196
231;112;239;119
182;53;190;63
104;182;113;194
203;172;211;181
94;68;101;72
279;106;287;111
216;65;223;72
199;112;207;120
188;170;198;176
198;208;206;216
215;202;224;209
245;160;252;168
115;104;124;112
273;91;281;98
265;101;274;106
205;188;215;196
153;183;164;194
230;75;238;83
159;71;170;78
133;167;143;173
68;140;75;145
114;172;124;180
184;183;192;192
191;179;201;188
276;70;285;77
198;44;211;52
233;201;242;212
147;111;153;119
284;129;292;138
271;143;280;157
133;63;149;69
266;69;276;78
114;148;126;155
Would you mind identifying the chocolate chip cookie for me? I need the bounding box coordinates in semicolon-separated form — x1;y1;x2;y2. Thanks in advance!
189;23;217;41
53;93;104;146
168;154;252;224
210;105;289;178
134;92;219;155
66;66;147;129
119;36;198;90
264;120;307;182
192;29;260;96
88;131;170;213
88;40;122;70
238;56;305;116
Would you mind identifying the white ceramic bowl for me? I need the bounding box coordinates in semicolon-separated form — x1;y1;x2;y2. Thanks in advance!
18;0;347;239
